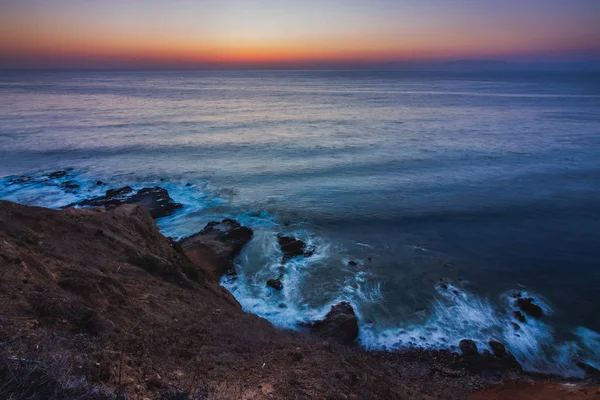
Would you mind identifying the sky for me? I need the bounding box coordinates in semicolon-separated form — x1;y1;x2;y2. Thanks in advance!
1;0;599;69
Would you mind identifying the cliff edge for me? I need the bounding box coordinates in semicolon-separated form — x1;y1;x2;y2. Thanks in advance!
0;201;596;399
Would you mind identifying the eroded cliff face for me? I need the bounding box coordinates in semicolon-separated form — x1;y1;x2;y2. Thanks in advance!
0;201;596;399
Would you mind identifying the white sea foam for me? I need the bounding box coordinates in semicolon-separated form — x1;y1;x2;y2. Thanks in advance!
359;283;598;377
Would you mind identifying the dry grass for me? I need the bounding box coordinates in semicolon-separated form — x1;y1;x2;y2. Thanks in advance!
0;348;113;400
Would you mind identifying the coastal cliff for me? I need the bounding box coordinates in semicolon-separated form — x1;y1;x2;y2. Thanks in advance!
0;200;597;399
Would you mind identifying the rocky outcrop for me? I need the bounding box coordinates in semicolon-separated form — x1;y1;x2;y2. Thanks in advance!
76;186;182;219
311;302;359;345
267;278;283;291
277;235;314;263
514;311;527;323
179;219;253;279
459;339;478;358
516;297;543;319
47;170;68;179
459;339;521;373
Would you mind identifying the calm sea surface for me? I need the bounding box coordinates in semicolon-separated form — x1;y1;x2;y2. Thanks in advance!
1;69;599;376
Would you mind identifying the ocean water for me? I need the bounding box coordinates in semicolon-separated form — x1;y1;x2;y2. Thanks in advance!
1;69;600;376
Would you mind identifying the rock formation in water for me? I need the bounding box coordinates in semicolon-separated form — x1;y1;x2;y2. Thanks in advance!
76;186;183;218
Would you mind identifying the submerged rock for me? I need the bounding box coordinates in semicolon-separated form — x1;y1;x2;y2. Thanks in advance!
311;302;359;345
77;186;182;219
9;175;32;184
179;219;253;279
514;311;527;323
516;297;543;319
277;235;313;263
267;278;283;291
46;171;67;179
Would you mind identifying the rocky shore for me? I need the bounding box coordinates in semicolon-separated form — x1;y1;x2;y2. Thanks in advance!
0;196;598;399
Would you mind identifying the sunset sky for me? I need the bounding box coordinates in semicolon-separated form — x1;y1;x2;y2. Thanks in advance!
1;0;599;68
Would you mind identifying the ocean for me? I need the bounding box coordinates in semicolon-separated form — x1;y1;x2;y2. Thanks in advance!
1;69;599;376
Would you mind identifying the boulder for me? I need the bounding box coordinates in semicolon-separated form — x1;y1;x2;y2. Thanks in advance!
311;302;359;345
485;340;522;372
77;186;182;219
458;339;521;373
126;187;183;219
489;340;507;357
267;278;283;291
459;339;478;357
179;219;253;279
277;235;313;263
516;297;543;319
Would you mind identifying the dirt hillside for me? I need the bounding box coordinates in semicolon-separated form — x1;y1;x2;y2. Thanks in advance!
0;201;596;399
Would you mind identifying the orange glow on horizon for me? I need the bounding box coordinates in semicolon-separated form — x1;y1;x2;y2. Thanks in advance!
1;0;599;68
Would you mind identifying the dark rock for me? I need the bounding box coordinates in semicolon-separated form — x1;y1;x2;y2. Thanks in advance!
126;187;183;219
47;171;67;179
80;186;134;208
267;278;283;291
459;339;478;357
489;340;506;357
106;186;134;199
516;297;543;319
347;260;357;267
514;311;527;323
458;339;521;373
179;219;253;279
311;302;359;345
201;219;253;244
96;180;104;185
277;235;313;263
576;361;600;382
61;181;80;191
9;175;32;184
185;183;192;187
511;322;521;331
78;186;182;219
485;340;522;372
